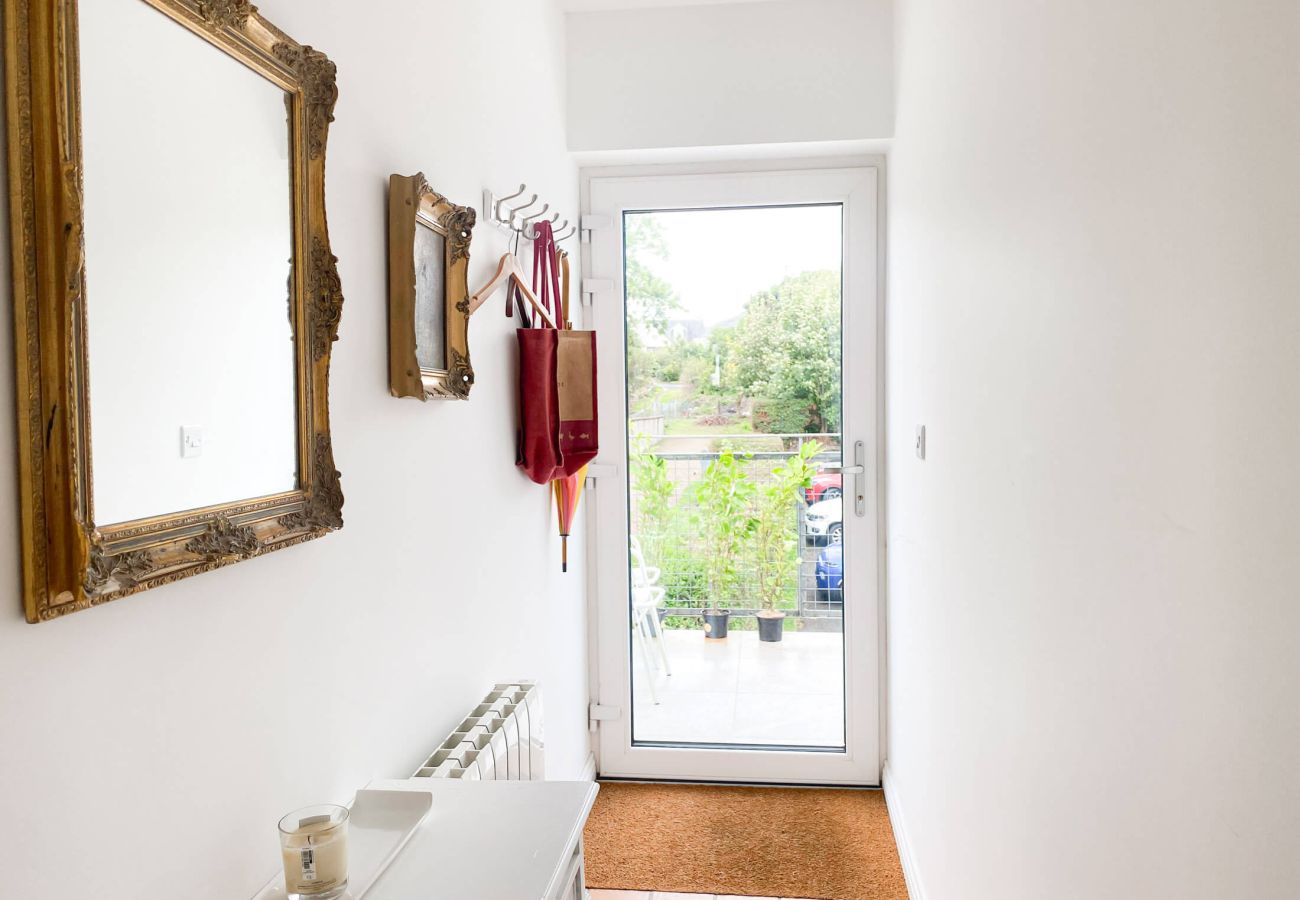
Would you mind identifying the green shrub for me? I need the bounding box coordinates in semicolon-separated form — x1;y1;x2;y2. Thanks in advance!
751;441;821;612
688;450;757;612
751;397;816;435
629;436;674;565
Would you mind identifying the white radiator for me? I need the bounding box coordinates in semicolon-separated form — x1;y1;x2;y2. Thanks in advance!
412;682;544;781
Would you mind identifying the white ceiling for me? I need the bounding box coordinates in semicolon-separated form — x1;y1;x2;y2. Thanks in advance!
557;0;784;12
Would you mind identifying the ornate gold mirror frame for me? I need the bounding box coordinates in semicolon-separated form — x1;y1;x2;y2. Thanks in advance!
5;0;345;623
387;173;477;400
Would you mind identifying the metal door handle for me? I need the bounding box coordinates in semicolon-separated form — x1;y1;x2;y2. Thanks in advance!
852;441;866;517
824;441;867;518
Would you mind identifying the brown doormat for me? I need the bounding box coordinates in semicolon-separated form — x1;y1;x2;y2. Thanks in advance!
583;781;909;900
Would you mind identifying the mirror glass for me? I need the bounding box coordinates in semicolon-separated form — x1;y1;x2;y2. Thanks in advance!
79;0;298;526
412;220;447;371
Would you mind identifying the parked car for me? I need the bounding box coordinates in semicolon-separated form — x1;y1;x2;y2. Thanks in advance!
803;497;843;545
814;543;843;603
804;472;843;504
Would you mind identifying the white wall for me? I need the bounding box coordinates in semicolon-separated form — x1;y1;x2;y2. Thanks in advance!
887;1;1300;898
0;3;588;899
565;0;893;151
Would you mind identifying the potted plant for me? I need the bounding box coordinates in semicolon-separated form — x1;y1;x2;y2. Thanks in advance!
690;449;756;640
752;441;822;642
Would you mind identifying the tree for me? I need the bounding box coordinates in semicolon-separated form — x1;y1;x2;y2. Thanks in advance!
732;270;841;433
629;435;674;565
624;216;682;409
751;441;821;612
689;450;757;611
625;216;681;343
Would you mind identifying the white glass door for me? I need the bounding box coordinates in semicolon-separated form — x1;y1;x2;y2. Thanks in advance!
587;166;882;785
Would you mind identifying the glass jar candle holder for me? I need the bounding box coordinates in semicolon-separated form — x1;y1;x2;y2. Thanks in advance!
278;804;349;899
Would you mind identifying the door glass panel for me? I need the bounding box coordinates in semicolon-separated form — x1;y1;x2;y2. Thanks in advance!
624;204;845;750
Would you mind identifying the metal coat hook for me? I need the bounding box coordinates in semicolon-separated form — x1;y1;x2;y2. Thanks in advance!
494;183;527;222
483;182;573;242
520;203;552;239
504;194;539;229
512;195;542;220
520;202;549;224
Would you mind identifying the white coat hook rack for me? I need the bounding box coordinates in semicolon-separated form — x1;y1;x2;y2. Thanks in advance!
483;183;578;242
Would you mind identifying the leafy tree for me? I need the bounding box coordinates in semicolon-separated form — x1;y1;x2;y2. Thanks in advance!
656;337;701;384
689;450;757;611
625;216;681;343
752;397;819;435
731;270;841;433
624;216;682;409
751;441;821;612
629;435;674;565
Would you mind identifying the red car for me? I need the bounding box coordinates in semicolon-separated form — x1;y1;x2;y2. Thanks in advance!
804;472;842;504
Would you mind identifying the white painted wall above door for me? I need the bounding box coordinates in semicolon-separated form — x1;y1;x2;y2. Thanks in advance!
564;0;895;152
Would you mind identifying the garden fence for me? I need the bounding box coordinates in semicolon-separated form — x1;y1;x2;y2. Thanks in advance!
629;433;846;631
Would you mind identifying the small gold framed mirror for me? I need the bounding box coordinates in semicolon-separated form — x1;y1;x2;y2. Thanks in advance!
5;0;345;622
387;173;477;400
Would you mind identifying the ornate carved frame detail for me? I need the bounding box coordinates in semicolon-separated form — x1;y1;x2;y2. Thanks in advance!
4;0;345;622
387;172;477;401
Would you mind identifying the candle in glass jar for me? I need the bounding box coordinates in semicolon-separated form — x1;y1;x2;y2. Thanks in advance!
278;805;349;900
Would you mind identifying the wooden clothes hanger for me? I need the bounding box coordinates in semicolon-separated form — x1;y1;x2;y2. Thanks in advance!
559;250;572;329
466;252;558;329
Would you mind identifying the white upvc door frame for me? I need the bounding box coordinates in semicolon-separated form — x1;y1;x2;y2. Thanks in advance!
582;162;885;786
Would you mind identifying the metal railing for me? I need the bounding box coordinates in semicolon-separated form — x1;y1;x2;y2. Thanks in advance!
629;433;845;631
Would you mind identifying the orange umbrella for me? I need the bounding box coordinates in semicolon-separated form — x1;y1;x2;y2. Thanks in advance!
552;465;588;572
550;253;589;572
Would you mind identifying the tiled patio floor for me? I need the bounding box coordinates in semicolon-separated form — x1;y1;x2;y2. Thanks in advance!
631;629;845;747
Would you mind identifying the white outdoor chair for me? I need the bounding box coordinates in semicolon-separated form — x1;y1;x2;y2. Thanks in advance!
630;538;672;704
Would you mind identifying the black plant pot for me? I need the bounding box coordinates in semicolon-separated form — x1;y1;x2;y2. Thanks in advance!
702;609;730;640
757;611;786;643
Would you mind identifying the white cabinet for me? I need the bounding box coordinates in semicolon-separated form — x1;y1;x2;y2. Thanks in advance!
362;779;598;900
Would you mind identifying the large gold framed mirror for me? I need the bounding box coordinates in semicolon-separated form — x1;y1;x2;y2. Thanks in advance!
5;0;345;623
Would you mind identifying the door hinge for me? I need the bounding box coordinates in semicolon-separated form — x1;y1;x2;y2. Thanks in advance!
581;214;611;244
581;278;613;306
588;703;620;729
584;463;617;490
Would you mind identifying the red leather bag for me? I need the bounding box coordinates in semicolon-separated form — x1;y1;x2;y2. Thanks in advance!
514;222;598;484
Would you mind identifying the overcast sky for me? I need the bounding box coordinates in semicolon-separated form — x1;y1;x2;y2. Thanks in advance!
627;204;843;327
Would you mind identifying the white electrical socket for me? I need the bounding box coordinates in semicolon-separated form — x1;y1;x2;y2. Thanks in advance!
181;426;204;459
916;425;926;460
